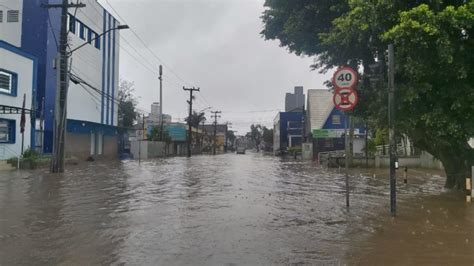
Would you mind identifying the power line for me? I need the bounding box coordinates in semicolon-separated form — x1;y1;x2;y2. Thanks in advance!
102;0;193;86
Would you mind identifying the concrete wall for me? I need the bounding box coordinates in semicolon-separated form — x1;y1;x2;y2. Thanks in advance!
352;152;444;170
130;140;173;160
302;143;313;160
65;133;117;160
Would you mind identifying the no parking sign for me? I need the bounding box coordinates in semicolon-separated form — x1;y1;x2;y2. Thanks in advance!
332;67;359;112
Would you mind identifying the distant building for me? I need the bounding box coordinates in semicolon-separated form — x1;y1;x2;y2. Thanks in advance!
202;124;228;152
306;89;366;159
285;86;305;112
273;112;304;154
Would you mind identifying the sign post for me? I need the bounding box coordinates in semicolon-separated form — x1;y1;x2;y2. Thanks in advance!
332;66;359;209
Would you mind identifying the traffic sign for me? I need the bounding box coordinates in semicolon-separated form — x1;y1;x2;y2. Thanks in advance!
332;66;358;89
333;87;358;112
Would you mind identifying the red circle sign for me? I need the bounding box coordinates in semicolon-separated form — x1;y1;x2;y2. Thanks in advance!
333;87;358;112
332;66;358;89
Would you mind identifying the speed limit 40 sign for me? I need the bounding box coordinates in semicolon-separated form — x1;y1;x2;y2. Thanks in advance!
332;67;358;89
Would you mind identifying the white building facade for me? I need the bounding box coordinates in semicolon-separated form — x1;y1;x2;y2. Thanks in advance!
0;0;37;159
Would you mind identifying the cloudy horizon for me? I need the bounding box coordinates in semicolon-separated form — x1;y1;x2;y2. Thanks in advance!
99;0;331;134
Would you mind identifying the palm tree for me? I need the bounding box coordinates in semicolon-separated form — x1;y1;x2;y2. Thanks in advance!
185;111;206;128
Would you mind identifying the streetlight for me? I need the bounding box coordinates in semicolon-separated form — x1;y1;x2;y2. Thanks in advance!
68;24;129;55
51;24;129;173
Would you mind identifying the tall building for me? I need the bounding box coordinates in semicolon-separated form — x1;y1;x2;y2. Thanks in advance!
5;0;123;159
285;86;305;112
0;0;37;159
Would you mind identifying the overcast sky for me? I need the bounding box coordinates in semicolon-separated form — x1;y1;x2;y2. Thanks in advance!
99;0;331;134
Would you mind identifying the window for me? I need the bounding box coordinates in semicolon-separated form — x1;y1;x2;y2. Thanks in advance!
87;29;93;44
7;10;19;23
0;11;3;23
79;23;86;40
68;14;76;33
332;115;341;125
94;34;101;50
0;70;17;96
0;120;15;144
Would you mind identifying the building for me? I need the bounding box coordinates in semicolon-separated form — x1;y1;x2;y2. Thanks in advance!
306;89;366;159
273;112;304;154
0;0;38;159
202;124;228;153
15;0;122;159
285;86;305;112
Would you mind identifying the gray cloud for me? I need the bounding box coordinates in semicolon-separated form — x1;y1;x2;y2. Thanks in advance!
100;0;330;134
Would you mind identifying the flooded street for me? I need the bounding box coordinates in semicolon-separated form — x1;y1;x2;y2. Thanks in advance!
0;153;472;265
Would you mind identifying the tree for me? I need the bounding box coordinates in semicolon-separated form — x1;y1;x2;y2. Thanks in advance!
226;130;236;150
249;124;263;152
261;1;474;189
185;111;206;128
262;126;273;151
147;125;171;142
118;80;139;129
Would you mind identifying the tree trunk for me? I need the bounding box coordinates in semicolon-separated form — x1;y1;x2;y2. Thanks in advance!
440;153;471;189
415;138;474;189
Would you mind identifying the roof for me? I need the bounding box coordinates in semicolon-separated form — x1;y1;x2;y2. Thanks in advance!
306;89;334;130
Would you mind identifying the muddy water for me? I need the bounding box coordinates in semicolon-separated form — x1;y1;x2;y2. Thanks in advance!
0;153;472;265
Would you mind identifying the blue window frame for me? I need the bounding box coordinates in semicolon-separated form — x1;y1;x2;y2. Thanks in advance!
95;33;101;50
0;119;15;144
0;69;18;97
68;14;76;34
88;29;94;44
79;23;85;40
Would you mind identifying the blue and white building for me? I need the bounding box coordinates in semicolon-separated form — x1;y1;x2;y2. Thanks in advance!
306;89;366;159
0;0;37;159
1;0;122;159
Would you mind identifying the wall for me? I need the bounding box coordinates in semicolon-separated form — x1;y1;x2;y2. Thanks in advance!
354;153;445;170
0;42;36;159
0;0;23;47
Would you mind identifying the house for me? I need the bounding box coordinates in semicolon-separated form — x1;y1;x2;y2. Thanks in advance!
16;0;122;160
306;89;366;160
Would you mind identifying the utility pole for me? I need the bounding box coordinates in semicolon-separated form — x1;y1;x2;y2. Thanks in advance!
159;65;163;141
388;44;397;217
225;122;232;152
183;87;200;157
211;111;221;155
344;114;350;208
44;0;85;173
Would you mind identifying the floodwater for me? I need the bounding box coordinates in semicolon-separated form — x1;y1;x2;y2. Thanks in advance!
0;153;472;265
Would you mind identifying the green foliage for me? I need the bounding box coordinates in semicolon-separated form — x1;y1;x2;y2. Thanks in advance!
147;126;172;143
363;138;377;156
22;147;38;159
262;126;273;145
261;0;474;188
374;128;388;146
118;80;139;128
185;111;206;128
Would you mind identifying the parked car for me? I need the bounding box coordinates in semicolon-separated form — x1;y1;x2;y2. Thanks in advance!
236;146;246;154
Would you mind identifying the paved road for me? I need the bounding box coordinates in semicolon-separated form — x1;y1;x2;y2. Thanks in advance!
0;153;472;265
